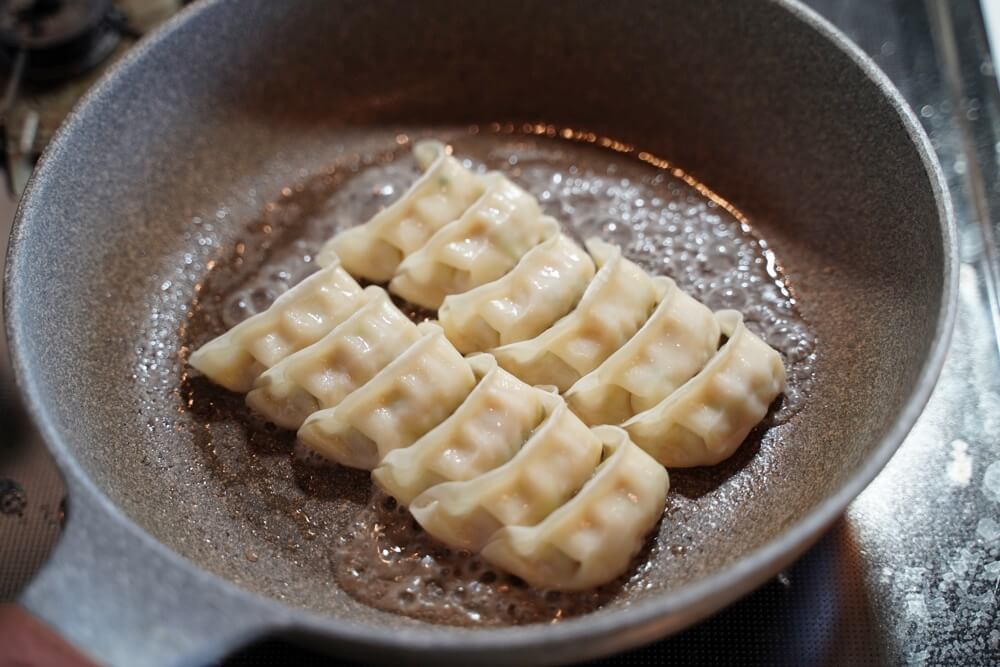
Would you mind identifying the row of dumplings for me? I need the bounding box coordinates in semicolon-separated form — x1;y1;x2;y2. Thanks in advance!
317;140;786;467
187;140;787;588
190;275;668;590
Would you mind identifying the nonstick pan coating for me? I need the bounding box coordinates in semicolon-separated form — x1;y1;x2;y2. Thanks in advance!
4;0;955;664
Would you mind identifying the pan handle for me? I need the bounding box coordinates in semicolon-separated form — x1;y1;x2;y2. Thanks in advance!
16;478;288;667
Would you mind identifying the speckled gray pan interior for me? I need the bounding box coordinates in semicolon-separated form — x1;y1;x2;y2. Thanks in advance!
4;0;956;665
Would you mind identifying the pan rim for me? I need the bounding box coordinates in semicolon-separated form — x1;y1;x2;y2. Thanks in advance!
3;0;959;662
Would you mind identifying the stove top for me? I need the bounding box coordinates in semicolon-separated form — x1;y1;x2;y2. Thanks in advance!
1;0;998;664
0;0;181;193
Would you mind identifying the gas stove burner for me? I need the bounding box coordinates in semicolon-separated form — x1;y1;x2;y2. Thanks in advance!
0;0;124;82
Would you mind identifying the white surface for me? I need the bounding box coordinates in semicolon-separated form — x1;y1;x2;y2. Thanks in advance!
984;0;1000;78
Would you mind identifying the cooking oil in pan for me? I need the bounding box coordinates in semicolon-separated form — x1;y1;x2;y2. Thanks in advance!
175;127;817;626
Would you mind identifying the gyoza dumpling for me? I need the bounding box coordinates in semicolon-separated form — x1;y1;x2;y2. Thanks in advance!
318;141;487;282
623;310;786;467
372;354;557;505
565;277;721;425
389;176;556;309
297;323;476;469
245;286;420;429
481;426;668;591
490;238;660;392
409;398;602;551
188;261;366;392
438;234;596;354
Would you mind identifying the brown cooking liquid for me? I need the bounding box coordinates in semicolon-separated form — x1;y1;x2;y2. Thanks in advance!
179;127;816;626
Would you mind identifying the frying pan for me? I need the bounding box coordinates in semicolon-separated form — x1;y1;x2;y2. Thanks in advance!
3;0;957;665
